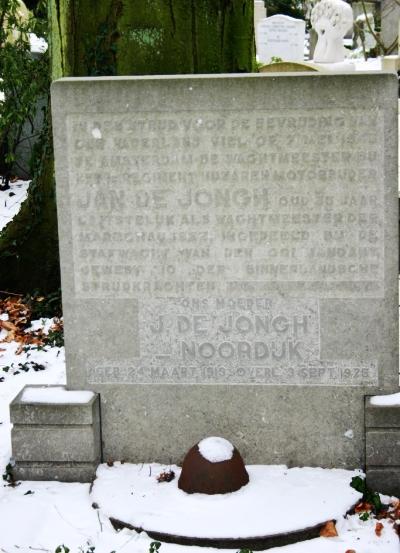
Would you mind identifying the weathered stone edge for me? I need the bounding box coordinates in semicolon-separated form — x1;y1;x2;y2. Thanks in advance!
10;385;99;425
365;396;400;428
14;461;98;483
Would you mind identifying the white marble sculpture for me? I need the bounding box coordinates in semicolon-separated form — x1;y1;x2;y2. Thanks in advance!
311;0;353;63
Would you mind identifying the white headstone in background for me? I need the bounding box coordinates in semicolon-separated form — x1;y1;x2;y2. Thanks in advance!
257;15;306;64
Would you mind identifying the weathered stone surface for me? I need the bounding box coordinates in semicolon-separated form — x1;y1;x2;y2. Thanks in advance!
11;386;98;425
366;430;400;466
11;386;101;482
365;398;400;428
14;463;98;483
366;468;400;497
12;426;100;462
365;400;400;495
51;73;398;467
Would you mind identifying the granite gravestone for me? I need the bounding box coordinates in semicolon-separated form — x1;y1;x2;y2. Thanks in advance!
254;0;266;28
254;0;267;56
51;73;398;468
257;15;305;63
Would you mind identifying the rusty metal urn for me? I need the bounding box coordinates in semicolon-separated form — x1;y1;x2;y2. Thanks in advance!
178;436;249;494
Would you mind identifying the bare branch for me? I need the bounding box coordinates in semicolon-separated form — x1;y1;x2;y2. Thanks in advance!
360;0;385;54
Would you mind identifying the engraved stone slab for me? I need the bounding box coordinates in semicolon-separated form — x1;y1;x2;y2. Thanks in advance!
51;73;398;467
68;108;384;299
86;298;378;386
257;15;306;63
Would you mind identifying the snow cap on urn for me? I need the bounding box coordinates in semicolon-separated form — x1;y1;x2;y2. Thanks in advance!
178;436;249;494
311;0;353;63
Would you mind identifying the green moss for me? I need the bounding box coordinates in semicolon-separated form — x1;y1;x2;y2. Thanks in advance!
1;0;254;294
50;0;254;78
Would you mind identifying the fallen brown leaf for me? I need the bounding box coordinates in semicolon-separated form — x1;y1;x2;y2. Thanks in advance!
375;522;384;537
320;520;338;537
355;501;373;512
157;470;175;483
0;320;18;332
15;344;24;355
0;296;63;352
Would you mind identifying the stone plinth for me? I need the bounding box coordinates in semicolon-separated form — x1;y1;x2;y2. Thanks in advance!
10;386;101;482
365;396;400;496
51;73;398;469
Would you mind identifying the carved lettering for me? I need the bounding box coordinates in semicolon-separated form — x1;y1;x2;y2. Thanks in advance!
67;109;384;299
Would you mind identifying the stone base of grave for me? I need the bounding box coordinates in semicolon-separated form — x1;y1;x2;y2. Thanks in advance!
365;396;400;497
10;385;102;483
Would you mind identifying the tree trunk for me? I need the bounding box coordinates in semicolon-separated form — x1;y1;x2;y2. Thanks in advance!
0;0;254;295
0;110;61;294
49;0;255;78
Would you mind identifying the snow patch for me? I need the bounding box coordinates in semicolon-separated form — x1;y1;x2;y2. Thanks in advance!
29;33;48;54
370;392;400;406
92;127;102;139
0;180;30;232
0;463;397;552
353;57;382;71
21;386;94;404
198;437;234;463
26;317;56;335
91;463;364;539
0;332;65;474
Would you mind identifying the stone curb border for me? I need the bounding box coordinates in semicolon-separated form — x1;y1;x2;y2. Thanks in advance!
108;515;339;550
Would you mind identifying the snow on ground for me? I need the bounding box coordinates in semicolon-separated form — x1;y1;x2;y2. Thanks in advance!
91;463;363;538
0;318;65;474
0;51;399;552
0;477;398;553
0;328;398;552
353;57;383;71
0;179;30;232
